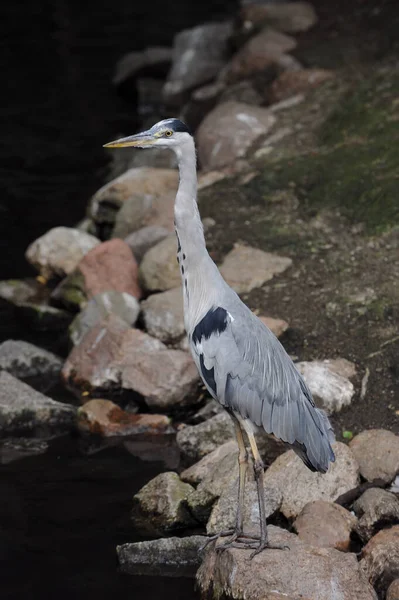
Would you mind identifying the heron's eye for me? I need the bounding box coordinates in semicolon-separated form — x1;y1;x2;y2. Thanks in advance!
165;130;173;137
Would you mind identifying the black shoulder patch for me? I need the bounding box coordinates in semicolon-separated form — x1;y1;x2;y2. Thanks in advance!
199;354;217;396
192;307;229;345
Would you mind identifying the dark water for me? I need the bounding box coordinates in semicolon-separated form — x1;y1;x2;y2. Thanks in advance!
0;1;237;597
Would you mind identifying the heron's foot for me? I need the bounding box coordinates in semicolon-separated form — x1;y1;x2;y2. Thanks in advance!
215;533;262;552
199;529;236;551
200;530;259;552
226;538;290;558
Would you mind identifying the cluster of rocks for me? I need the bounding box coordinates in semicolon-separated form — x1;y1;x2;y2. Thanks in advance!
120;423;399;600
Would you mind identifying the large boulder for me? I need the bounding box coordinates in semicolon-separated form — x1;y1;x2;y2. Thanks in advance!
197;525;377;600
197;102;276;169
62;315;199;411
0;340;62;381
139;234;181;292
163;22;233;106
25;227;100;279
263;442;360;518
141;286;185;344
349;429;399;484
360;526;399;598
293;500;357;551
0;371;76;437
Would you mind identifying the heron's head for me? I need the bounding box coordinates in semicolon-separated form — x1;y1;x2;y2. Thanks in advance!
103;118;192;152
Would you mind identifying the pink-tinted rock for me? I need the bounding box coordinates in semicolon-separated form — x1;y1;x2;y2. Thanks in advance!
269;68;334;103
349;429;399;484
360;526;399;597
78;239;142;300
294;500;357;551
259;315;289;338
77;399;172;437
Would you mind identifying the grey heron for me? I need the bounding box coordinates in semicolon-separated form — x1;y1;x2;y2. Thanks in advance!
104;118;335;556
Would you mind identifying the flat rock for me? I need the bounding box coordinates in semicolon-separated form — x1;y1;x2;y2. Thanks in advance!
181;440;237;485
360;525;399;597
0;371;76;436
197;102;276;169
117;535;206;577
190;399;224;424
198;525;377;600
139;234;181;292
89;167;178;228
294;500;357;551
124;225;169;263
78;239;142;299
296;360;355;413
349;429;399;484
62;315;199;411
219;244;292;294
0;340;62;380
263;442;359;519
353;488;399;543
113;46;172;86
141;286;185;343
241;2;318;33
223;28;296;83
269;68;334;103
163;22;233;106
0;437;49;464
69;291;140;346
387;579;399;600
77;399;171;437
207;475;282;535
258;315;289;338
131;472;196;536
25;227;100;279
176;412;235;461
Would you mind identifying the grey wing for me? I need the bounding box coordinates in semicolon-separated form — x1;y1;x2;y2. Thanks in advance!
191;306;335;474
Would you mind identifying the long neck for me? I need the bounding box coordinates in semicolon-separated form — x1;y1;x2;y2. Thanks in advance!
174;138;222;330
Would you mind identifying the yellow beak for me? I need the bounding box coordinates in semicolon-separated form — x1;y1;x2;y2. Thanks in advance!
103;131;155;148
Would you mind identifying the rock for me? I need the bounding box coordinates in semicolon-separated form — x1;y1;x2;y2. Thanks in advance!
222;28;297;83
258;315;289;338
0;278;47;305
117;535;206;577
77;399;171;437
124;225;169;263
0;437;49;464
198;525;377;600
325;357;357;380
111;190;175;240
113;46;172;86
141;286;185;344
219;244;292;294
176;412;235;461
69;291;140;346
62;315;199;411
78;239;142;300
263;442;359;519
197;170;228;190
387;580;399;600
185;488;216;523
353;488;399;542
241;2;318;34
350;429;399;484
269;68;334;103
181;81;226;132
219;80;263;106
360;526;399;597
197;101;276;169
131;472;196;536
0;340;62;380
190;399;224;424
25;227;100;279
50;270;87;311
294;500;357;551
163;22;233;106
89;167;178;229
0;371;76;436
296;360;355;413
207;475;282;535
181;440;237;485
139;234;181;292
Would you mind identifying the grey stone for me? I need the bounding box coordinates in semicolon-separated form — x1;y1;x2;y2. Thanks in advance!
190;399;224;424
69;291;140;346
0;371;76;437
350;429;399;484
139;234;181;292
185;488;216;523
0;279;46;306
117;535;206;577
293;500;357;551
0;340;62;380
207;475;282;535
0;437;49;464
25;227;100;279
111;191;175;239
219;80;263;105
360;526;399;598
197;102;276;169
219;243;292;293
163;22;233;106
113;46;172;85
198;525;377;600
296;360;355;413
263;442;360;518
353;488;399;542
176;412;235;461
181;440;237;485
131;472;196;536
241;2;318;34
124;225;169;263
141;286;184;343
